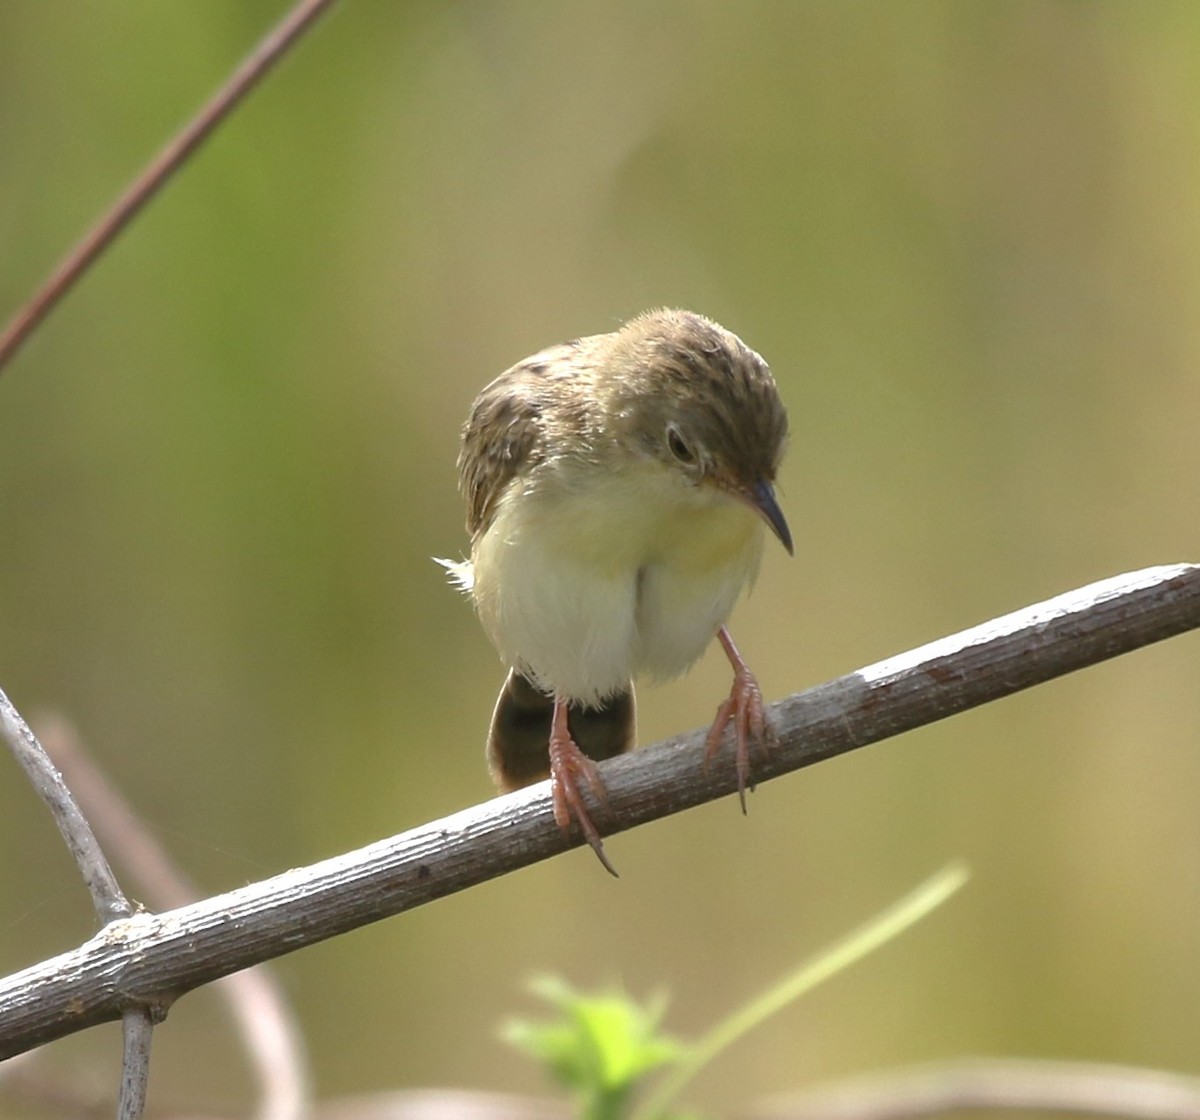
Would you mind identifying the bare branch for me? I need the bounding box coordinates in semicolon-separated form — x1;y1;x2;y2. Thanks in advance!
118;1008;155;1120
0;564;1197;1059
0;0;338;374
0;688;129;923
742;1058;1200;1120
38;716;313;1120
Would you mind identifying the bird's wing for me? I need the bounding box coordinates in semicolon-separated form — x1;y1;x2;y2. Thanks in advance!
458;341;582;539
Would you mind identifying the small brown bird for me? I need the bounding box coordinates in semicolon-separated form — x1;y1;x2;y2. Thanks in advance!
441;309;790;873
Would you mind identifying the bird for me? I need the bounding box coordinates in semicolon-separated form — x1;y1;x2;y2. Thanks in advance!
440;308;791;873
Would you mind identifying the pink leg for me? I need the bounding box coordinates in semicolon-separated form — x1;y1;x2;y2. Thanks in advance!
704;627;772;813
549;698;617;876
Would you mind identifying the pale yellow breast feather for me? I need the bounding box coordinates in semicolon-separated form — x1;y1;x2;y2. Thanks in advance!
463;458;764;704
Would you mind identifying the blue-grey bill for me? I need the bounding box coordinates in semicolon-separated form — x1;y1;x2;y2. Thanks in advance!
752;479;793;555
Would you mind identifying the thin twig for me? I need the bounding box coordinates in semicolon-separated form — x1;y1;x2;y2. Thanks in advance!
0;688;129;923
742;1058;1200;1120
0;564;1197;1059
118;1008;155;1120
38;716;312;1120
0;0;338;374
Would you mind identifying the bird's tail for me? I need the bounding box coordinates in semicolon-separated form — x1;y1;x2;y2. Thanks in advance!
486;670;636;790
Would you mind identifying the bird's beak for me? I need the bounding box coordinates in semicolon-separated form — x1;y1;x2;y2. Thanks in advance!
749;479;793;555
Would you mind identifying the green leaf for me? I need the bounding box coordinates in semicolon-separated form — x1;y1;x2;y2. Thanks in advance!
503;976;687;1119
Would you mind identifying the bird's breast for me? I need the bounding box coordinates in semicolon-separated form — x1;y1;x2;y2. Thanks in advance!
629;483;765;680
468;460;765;701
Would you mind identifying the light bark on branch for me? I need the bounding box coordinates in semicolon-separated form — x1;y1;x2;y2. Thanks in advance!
1;564;1197;1060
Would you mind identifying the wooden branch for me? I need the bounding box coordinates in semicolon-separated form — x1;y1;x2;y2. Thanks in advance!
118;1009;154;1120
1;564;1198;1059
37;716;312;1120
0;0;338;374
0;690;129;923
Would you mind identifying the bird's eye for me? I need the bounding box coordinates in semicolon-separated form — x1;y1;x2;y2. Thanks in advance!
666;424;696;464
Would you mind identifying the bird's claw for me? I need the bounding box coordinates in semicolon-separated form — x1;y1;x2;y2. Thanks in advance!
549;727;618;877
703;666;774;813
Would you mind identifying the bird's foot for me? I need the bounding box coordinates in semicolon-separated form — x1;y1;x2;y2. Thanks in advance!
704;627;774;813
549;703;617;877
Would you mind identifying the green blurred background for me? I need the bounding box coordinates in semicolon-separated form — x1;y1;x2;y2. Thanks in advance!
2;1;1199;1112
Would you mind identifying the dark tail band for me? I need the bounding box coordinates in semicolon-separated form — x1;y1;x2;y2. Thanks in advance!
486;670;636;790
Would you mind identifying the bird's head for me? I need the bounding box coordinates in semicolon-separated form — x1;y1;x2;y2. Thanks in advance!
603;308;792;554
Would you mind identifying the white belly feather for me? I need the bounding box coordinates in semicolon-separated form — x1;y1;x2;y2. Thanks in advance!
463;462;765;705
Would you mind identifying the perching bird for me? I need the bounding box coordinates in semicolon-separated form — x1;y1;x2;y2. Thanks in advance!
441;308;790;873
